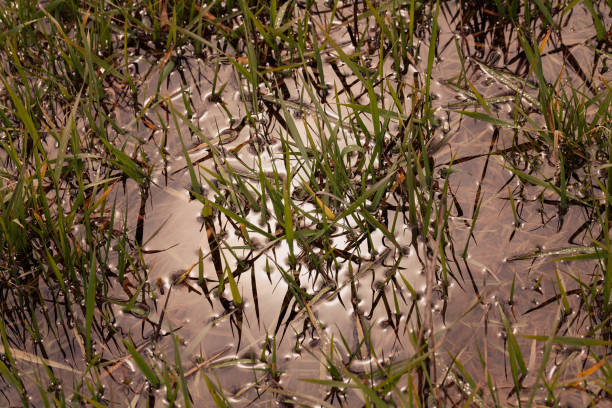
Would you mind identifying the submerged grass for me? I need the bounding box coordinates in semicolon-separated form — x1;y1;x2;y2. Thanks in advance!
0;0;611;406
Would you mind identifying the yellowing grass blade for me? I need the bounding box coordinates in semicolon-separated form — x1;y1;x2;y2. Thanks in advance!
302;180;336;220
1;346;81;374
566;358;608;387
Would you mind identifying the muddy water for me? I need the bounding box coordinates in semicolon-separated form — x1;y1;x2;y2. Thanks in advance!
108;57;428;406
4;1;610;406
429;3;611;406
108;2;610;406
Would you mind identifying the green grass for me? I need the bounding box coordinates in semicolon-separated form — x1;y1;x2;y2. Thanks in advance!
0;0;611;406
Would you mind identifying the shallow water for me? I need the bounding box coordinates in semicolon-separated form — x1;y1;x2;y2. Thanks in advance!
2;1;611;406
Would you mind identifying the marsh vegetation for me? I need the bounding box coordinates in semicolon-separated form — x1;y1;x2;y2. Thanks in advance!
0;0;611;406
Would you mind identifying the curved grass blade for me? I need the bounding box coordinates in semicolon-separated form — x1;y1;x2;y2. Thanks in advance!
123;339;161;389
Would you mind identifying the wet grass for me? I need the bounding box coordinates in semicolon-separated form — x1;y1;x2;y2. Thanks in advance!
0;0;611;406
